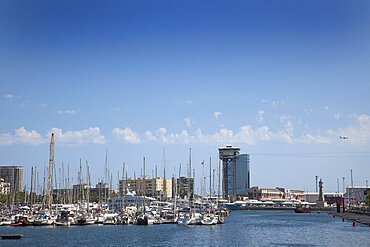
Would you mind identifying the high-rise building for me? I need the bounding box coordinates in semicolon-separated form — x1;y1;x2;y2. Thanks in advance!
219;146;250;201
235;154;250;194
0;166;23;192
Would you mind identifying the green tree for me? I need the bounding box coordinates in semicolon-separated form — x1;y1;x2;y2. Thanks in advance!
89;192;99;202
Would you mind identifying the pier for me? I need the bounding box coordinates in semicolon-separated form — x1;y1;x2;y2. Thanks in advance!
330;212;370;226
0;234;23;240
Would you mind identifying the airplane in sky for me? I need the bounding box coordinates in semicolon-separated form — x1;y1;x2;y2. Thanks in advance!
339;136;349;139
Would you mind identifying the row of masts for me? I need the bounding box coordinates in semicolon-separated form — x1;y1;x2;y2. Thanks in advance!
15;134;222;210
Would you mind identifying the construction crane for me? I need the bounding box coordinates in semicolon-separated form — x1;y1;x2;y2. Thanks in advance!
45;133;55;209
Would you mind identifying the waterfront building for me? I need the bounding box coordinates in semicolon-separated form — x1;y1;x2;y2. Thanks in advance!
119;177;173;199
305;192;344;205
0;165;23;192
0;178;10;194
175;176;194;199
345;186;369;203
285;189;305;201
250;187;285;200
219;146;250;201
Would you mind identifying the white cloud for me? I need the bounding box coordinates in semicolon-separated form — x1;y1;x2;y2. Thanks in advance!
324;106;329;111
0;127;106;146
0;127;45;145
140;113;370;145
141;125;273;145
112;127;141;144
135;128;194;144
262;99;284;108
299;134;331;144
213;112;222;119
180;99;194;105
184;117;192;128
5;94;14;101
145;130;157;141
58;109;77;115
334;113;340;120
0;133;14;145
51;127;106;145
38;103;48;108
15;127;45;145
304;109;313;115
330;114;370;145
257;110;265;123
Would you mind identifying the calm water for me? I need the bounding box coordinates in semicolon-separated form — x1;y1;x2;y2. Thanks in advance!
1;211;370;246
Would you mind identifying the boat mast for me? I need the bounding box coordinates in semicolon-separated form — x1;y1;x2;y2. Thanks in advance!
124;164;128;210
30;166;33;208
86;161;90;213
143;156;146;211
121;162;125;210
104;149;108;204
209;157;212;200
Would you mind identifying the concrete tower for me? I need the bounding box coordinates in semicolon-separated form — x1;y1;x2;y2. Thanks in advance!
218;146;240;201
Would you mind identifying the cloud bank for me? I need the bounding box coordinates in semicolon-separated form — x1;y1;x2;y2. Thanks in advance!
1;114;370;146
0;127;105;146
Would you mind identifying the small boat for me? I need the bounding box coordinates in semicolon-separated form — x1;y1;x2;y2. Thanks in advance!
76;215;95;225
294;206;311;213
33;215;55;226
201;213;218;225
55;212;73;226
54;221;70;226
177;213;190;225
135;214;148;225
10;222;23;227
0;217;12;226
95;214;104;224
103;213;118;225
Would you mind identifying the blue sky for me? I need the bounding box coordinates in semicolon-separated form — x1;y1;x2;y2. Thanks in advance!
1;1;370;193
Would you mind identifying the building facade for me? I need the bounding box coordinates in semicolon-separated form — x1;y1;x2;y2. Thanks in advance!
285;189;305;201
119;177;173;199
0;166;23;192
345;186;369;203
250;187;285;200
305;192;345;204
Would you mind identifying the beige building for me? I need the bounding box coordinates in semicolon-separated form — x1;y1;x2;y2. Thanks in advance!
285;189;305;201
250;187;285;200
119;177;173;199
0;178;10;194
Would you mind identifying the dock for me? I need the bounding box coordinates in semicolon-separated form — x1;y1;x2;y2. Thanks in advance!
0;234;23;240
330;212;370;226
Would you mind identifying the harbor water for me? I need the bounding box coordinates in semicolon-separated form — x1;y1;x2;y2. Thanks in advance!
1;210;370;246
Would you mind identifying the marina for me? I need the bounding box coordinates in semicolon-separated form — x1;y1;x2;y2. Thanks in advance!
1;1;370;246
